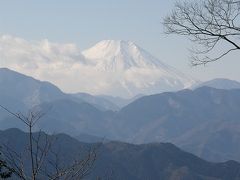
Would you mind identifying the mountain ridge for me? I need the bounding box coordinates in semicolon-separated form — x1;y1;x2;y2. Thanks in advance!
193;78;240;90
1;128;240;180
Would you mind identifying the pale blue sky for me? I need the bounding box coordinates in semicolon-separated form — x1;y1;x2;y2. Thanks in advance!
0;0;239;81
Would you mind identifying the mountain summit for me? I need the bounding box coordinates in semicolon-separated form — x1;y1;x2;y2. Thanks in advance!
82;40;197;97
83;40;165;71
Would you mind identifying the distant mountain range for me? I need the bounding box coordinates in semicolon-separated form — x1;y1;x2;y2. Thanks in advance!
115;86;240;162
0;68;130;111
71;92;120;111
1;128;240;180
1;68;240;163
192;78;240;90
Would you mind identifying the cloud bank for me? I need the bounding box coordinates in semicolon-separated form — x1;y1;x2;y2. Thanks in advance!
0;35;106;94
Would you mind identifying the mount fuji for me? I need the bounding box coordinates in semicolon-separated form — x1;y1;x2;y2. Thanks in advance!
82;40;197;98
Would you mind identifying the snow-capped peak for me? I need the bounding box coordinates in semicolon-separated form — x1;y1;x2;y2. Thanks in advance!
82;40;165;71
81;40;197;97
83;40;137;59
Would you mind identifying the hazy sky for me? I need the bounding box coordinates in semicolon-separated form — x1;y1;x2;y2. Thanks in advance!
0;0;239;82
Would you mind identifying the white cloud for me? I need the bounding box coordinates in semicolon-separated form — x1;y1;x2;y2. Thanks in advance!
0;35;94;93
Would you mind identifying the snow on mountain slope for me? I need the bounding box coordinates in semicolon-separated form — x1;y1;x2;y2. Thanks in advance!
82;40;197;97
83;40;165;70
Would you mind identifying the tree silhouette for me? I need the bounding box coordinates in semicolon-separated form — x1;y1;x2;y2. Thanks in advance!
0;105;97;180
0;151;13;179
164;0;240;65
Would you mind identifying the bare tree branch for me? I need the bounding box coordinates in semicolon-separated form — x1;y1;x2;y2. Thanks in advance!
0;105;98;180
163;0;240;65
